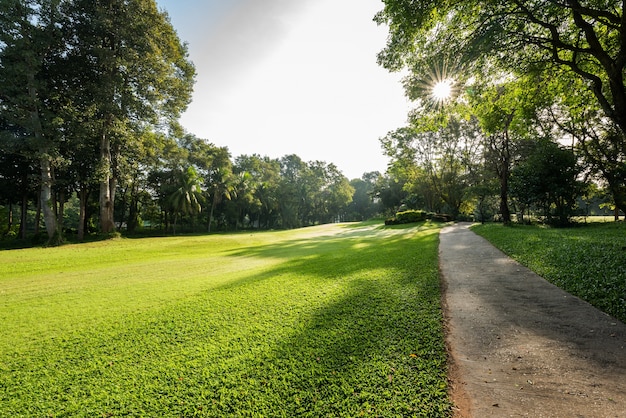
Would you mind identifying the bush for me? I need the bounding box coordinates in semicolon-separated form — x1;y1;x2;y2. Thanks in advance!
385;210;428;225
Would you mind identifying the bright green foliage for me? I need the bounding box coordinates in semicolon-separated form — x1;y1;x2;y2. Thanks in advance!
0;222;451;417
376;0;626;215
0;0;195;237
387;209;428;225
473;222;626;323
381;116;482;218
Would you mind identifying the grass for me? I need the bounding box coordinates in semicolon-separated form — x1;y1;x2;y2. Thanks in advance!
472;222;626;323
0;221;451;417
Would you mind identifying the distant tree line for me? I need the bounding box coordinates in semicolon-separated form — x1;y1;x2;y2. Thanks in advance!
0;1;391;243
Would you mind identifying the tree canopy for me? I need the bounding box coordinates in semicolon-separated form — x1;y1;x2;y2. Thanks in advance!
375;0;626;222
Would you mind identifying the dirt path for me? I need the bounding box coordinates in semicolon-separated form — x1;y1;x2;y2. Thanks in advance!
439;223;626;418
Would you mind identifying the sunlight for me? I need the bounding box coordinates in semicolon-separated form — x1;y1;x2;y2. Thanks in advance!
431;79;453;102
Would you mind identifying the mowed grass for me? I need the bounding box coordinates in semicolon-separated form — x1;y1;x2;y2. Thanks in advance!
472;222;626;323
0;221;450;417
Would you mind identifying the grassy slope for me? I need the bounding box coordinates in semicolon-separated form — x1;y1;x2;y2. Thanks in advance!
472;222;626;323
0;222;450;417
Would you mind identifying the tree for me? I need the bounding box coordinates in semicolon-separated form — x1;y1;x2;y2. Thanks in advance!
202;147;233;233
279;155;308;228
347;172;382;221
381;115;482;218
510;139;585;225
0;0;65;243
234;154;281;229
546;75;626;218
62;0;195;233
307;161;354;224
168;166;202;234
468;76;553;223
376;0;626;214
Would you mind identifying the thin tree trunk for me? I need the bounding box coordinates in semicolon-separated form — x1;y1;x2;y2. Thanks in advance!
28;71;57;240
6;203;13;234
99;125;115;233
35;195;41;235
78;186;87;241
208;194;218;233
39;157;57;239
19;193;28;240
57;189;66;233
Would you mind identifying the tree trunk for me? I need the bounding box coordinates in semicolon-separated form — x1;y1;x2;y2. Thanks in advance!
19;193;28;240
40;156;58;239
27;70;57;240
57;189;66;233
6;203;13;234
35;195;41;235
99;126;116;233
499;171;511;224
78;185;87;241
208;193;218;233
127;180;140;232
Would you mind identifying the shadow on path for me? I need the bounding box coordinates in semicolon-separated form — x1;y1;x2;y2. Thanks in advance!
440;223;626;418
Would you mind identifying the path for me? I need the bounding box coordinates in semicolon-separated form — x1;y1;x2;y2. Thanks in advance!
439;223;626;418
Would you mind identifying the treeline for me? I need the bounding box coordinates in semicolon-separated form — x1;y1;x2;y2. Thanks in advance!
0;129;380;238
0;1;393;244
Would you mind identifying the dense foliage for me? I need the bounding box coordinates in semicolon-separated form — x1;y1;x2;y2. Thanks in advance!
0;222;451;416
375;1;626;224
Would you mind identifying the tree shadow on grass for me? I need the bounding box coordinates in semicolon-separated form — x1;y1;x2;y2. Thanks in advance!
185;222;451;416
0;221;452;417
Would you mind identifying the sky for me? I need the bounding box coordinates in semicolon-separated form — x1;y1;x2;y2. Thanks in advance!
155;0;412;179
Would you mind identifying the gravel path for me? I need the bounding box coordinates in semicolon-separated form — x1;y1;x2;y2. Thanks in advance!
439;223;626;417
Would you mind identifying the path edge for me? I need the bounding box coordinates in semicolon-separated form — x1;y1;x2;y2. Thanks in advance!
439;226;472;418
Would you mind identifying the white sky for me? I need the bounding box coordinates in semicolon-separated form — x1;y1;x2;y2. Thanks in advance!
155;0;412;179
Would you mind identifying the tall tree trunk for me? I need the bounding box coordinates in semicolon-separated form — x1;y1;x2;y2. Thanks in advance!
6;203;13;234
57;189;66;233
19;193;28;240
99;126;115;233
78;185;87;241
35;195;41;235
28;71;57;240
499;169;511;224
127;178;139;232
208;193;218;233
39;156;58;239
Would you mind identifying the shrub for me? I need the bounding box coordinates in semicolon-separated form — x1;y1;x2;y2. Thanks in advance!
385;210;428;225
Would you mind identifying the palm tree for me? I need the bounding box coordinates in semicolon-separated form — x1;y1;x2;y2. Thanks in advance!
206;167;235;233
168;166;203;234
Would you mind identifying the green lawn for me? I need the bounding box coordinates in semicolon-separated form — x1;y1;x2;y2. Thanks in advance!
0;221;450;417
472;222;626;323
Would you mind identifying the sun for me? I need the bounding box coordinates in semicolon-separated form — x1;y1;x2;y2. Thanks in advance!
413;61;459;108
431;79;454;102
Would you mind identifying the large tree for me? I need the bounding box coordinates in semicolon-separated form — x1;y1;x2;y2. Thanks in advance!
376;0;626;213
62;0;195;233
0;0;65;242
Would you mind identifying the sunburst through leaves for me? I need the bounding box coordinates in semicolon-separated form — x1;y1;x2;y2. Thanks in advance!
411;61;459;108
